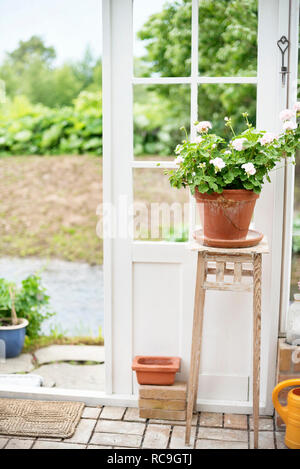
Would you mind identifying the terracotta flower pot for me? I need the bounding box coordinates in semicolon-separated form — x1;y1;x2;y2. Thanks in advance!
132;356;180;385
195;189;259;242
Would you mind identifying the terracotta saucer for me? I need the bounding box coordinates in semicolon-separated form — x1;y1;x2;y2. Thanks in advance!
193;229;264;248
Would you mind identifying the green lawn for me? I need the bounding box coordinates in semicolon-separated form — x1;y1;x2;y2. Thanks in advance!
0;155;187;264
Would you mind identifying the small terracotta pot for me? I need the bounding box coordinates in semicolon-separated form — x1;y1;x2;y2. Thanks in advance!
132;356;180;386
195;189;259;242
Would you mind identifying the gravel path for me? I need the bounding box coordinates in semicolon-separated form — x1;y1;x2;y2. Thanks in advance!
0;258;104;337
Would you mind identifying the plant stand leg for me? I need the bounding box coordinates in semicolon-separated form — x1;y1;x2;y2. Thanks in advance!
253;253;262;449
185;252;206;445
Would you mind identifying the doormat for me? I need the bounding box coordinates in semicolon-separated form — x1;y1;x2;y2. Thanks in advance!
0;399;85;438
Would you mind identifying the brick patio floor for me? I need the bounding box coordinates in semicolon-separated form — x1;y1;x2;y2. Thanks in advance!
0;406;286;450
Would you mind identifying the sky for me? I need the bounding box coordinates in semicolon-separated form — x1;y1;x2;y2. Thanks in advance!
0;0;166;65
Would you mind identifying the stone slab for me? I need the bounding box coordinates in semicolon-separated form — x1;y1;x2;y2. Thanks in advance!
124;407;146;422
33;441;86;449
100;406;126;420
0;354;34;373
95;419;145;435
224;414;248;430
0;374;43;387
169;425;196;449
197;427;248;443
196;439;248;449
250;431;275;449
142;424;171;449
67;418;96;444
34;345;105;364
5;439;35;449
139;408;186;421
199;412;223;428
90;432;142;448
30;362;105;391
139;382;187;400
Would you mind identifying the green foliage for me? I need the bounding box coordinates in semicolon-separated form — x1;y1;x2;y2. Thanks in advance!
137;0;258;140
0;36;100;109
167;113;300;195
0;91;102;155
0;274;54;339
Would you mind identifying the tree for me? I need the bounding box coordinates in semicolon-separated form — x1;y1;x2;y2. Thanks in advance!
0;37;100;108
137;0;258;137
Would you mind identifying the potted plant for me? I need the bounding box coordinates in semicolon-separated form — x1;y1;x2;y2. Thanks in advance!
167;106;300;247
0;274;53;358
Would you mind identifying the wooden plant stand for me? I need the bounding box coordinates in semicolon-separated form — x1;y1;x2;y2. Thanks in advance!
185;238;269;449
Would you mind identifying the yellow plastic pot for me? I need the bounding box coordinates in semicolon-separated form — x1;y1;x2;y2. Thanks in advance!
272;379;300;450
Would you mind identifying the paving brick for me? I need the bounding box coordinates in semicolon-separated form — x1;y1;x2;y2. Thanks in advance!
0;438;8;449
199;412;222;428
67;418;96;444
142;424;171;449
33;441;85;449
196;439;248;449
113;446;139;449
169;425;196;449
139;398;185;411
5;439;34;449
82;407;101;419
38;438;62;441
87;445;113;449
100;406;126;420
249;416;274;431
95;419;145;435
124;407;146;422
148;413;197;426
275;415;285;431
250;431;274;449
139;382;187;400
275;432;287;449
140;408;186;421
90;432;141;448
197;427;248;443
224;414;247;430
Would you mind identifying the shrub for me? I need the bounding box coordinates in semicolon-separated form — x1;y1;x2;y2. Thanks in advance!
0;274;54;339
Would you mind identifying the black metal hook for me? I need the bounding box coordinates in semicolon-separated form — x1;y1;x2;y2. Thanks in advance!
277;35;290;86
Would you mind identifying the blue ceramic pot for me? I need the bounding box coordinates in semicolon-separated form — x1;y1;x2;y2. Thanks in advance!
0;318;29;358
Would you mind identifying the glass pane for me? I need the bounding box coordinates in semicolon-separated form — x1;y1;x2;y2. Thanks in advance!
291;236;300;300
198;0;258;77
290;14;300;300
198;84;257;139
134;84;190;158
133;0;192;77
133;168;189;241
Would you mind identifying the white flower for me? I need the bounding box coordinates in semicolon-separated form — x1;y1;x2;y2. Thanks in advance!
210;157;225;172
175;156;184;165
224;150;231;155
198;162;206;169
231;138;247;151
259;132;277;145
212;144;216;149
283;120;297;131
224;116;229;121
193;136;203;144
242;162;256;176
293;102;300;112
279;109;295;121
196;121;212;133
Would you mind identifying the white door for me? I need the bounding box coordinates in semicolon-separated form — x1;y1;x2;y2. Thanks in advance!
102;0;299;413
